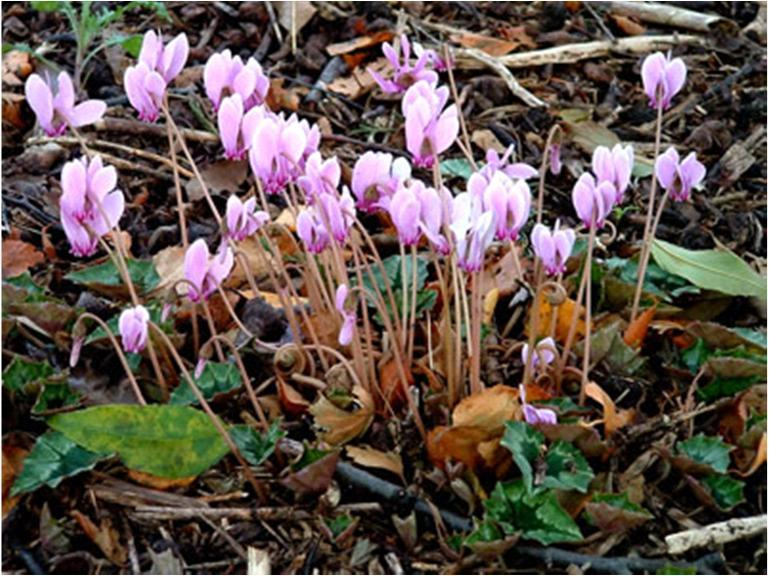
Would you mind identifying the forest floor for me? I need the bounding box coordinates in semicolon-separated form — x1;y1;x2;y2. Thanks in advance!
1;1;767;574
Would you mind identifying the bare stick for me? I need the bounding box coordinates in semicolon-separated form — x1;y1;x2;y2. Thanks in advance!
665;515;766;555
456;48;545;108
608;1;737;34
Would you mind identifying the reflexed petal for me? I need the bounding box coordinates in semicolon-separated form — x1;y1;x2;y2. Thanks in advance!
25;74;54;132
163;33;189;82
70;100;106;127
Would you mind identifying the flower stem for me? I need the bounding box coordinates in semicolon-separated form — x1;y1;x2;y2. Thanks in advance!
578;220;597;404
630;96;665;323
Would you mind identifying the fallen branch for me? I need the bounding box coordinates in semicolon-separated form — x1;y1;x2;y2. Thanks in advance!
454;34;705;70
607;1;738;34
454;48;546;108
132;506;312;522
93;118;219;143
665;514;767;555
335;462;473;533
512;545;726;575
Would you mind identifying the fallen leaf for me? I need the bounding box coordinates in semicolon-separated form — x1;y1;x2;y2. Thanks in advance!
611;14;646;36
310;385;375;445
537;293;585;342
453;385;520;433
623;305;656;348
2;49;32;86
276;1;317;35
266;78;301;112
328;60;393;100
471;129;505;154
378;358;412;409
72;511;127;566
497;26;537;49
482;288;500;325
280;450;338;495
326;31;394;56
451;32;518;57
427;425;493;470
2;239;44;278
737;433;766;477
185;159;248;201
152;245;187;295
2;442;28;519
346;445;404;480
584;495;652;533
584;381;636;438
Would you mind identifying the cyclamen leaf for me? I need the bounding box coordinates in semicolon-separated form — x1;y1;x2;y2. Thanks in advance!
702;475;745;510
651;239;766;300
11;431;107;495
170;362;243;405
3;357;54;392
439;158;475;179
500;421;543;495
230;420;285;466
676;435;732;474
543;441;594;493
65;258;160;294
486;481;583;545
48;405;230;479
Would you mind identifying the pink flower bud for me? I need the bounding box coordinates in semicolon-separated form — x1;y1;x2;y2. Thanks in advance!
641;51;687;110
119;305;150;354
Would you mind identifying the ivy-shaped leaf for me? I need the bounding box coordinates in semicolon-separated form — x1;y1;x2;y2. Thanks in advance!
702;475;745;511
500;421;543;495
170;362;243;405
676;435;732;474
11;431;107;495
543;440;593;493
485;481;583;545
230;420;285;466
3;357;54;393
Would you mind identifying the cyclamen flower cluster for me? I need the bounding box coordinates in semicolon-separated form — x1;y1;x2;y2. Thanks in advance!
369;34;446;95
572;143;635;229
59;156;125;257
125;30;189;122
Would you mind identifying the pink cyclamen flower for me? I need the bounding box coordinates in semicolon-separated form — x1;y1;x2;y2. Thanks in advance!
481;145;538;181
218;93;264;160
138;30;189;84
125;31;188;122
370;34;438;94
351;152;411;212
320;187;356;244
124;62;166;122
482;171;532;242
25;71;106;137
388;182;423;246
249;114;310;194
450;192;496;273
521;336;556;372
184;239;234;302
531;221;575;277
203;50;269;111
335;284;356;346
549;143;562;176
572;172;617;229
413;42;452;72
119;305;150;354
298;152;341;199
59;156;125;257
296;208;329;253
592;144;634;203
225;195;269;241
655;147;705;202
519;383;557;426
418;184;452;254
401;81;459;168
641;51;687;110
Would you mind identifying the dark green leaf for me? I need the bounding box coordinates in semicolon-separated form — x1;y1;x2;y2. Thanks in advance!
3;357;54;392
584;493;652;533
11;431;107;495
500;421;543;495
652;239;766;300
49;405;230;478
229;420;285;466
543;441;593;493
170;361;243;405
605;256;699;302
326;514;353;538
681;339;711;373
485;481;583;545
65;258;160;294
463;521;503;548
697;375;761;402
4;272;46;297
362;255;432;325
32;382;81;414
676;435;732;474
702;475;744;510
